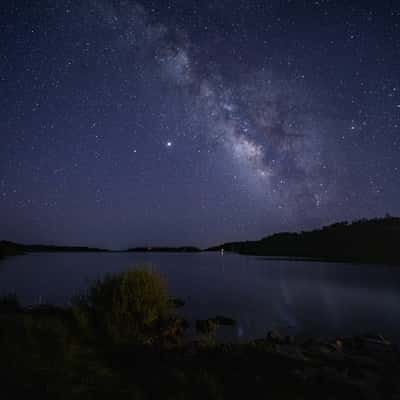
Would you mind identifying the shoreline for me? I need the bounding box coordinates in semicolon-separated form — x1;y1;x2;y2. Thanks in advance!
1;302;399;398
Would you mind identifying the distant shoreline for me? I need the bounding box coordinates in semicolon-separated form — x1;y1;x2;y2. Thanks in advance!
2;216;400;265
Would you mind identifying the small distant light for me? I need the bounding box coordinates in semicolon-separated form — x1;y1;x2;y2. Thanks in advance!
166;141;172;147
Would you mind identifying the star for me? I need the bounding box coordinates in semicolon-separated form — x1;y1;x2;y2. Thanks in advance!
0;0;398;249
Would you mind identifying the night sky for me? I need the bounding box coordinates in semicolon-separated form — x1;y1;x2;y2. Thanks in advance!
1;1;399;249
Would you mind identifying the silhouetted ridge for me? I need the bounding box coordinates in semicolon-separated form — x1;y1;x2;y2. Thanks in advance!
0;241;110;257
208;216;400;264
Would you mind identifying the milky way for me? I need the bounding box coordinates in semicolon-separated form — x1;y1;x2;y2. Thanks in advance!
1;1;399;247
97;3;329;204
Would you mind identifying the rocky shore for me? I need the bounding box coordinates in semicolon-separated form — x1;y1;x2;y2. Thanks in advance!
247;331;399;399
183;322;400;399
1;270;399;399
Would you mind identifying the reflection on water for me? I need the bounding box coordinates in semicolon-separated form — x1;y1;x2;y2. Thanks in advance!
0;252;399;342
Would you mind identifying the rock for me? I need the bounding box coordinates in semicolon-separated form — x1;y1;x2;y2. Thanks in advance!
335;339;343;351
318;345;333;354
357;334;393;354
363;333;391;345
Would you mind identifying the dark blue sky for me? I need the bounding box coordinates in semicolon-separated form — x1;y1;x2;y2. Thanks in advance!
1;0;399;248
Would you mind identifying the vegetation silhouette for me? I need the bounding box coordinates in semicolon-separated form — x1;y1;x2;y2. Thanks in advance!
77;269;174;345
0;241;110;256
0;241;25;259
208;216;400;264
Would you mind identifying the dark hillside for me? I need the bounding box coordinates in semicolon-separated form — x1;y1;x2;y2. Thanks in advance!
208;216;400;264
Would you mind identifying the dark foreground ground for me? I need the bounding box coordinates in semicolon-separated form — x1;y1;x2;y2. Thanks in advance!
0;269;399;399
1;306;399;399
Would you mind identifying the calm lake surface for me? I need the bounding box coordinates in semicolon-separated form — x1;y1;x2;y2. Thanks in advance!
1;252;400;342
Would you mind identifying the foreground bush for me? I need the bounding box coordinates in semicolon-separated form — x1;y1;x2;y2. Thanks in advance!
82;269;173;345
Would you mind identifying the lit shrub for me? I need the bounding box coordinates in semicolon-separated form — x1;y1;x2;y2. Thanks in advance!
86;269;172;345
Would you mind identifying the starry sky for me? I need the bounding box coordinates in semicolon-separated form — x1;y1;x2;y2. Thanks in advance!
1;0;399;249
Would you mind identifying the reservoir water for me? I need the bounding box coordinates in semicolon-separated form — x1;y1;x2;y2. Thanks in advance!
1;252;399;342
